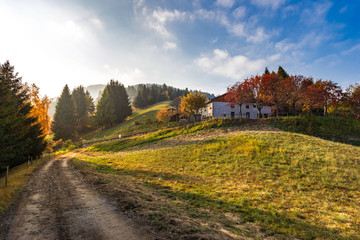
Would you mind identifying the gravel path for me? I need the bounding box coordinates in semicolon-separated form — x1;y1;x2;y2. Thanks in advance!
0;154;149;240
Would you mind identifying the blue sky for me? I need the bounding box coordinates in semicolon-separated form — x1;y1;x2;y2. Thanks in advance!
0;0;359;97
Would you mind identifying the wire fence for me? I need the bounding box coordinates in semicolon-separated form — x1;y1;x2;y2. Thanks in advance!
0;152;54;189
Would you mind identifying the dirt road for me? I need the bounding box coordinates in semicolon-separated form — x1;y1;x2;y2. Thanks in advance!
0;154;150;240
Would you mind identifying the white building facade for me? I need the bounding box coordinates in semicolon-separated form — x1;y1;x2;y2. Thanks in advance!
200;94;272;119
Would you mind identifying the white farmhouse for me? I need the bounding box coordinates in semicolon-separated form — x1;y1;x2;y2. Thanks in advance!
200;94;272;119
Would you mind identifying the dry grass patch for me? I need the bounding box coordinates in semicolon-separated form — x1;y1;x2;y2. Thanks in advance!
0;158;45;214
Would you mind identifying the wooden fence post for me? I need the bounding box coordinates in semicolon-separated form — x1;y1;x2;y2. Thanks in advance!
5;166;9;187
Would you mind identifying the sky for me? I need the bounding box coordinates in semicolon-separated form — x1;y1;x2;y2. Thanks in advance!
0;0;359;98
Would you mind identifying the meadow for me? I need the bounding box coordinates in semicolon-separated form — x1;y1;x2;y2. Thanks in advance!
73;123;360;239
83;101;180;143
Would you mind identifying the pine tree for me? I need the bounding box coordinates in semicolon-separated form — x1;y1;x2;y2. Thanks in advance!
95;87;116;128
107;80;132;123
278;66;290;79
264;67;270;75
0;61;45;168
52;85;76;140
72;86;88;132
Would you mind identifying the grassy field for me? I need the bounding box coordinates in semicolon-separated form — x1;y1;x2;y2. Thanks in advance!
270;116;360;143
72;119;360;239
83;101;180;143
0;158;46;215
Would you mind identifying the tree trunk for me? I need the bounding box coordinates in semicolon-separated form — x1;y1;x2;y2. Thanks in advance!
292;101;297;116
324;105;328;116
257;108;262;118
239;103;242;118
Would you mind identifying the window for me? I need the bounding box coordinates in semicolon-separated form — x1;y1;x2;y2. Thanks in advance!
246;105;249;109
231;112;235;118
246;112;250;119
253;104;256;108
264;114;268;118
230;104;235;109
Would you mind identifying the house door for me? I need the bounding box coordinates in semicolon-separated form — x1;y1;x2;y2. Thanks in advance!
231;112;235;118
246;112;250;119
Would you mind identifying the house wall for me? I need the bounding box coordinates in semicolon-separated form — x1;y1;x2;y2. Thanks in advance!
200;102;271;119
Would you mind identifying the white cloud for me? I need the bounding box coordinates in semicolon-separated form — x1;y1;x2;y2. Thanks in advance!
342;44;360;55
136;6;186;38
195;49;278;80
164;42;177;50
233;6;247;19
301;1;332;25
215;0;235;8
250;0;286;10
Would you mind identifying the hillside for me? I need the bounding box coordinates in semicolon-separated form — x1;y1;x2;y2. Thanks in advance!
83;101;180;143
71;118;360;239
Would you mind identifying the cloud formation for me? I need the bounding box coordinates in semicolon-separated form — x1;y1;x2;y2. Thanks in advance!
195;49;279;80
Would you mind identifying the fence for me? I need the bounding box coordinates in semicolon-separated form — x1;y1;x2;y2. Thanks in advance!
0;153;53;189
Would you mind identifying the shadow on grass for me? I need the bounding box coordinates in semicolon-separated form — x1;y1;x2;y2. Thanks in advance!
88;161;356;240
269;116;360;147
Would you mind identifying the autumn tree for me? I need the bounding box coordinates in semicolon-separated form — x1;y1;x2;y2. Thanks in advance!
313;80;343;116
52;84;76;140
261;73;283;117
225;81;253;118
156;107;174;122
347;84;360;120
244;76;267;118
179;91;207;118
27;83;51;136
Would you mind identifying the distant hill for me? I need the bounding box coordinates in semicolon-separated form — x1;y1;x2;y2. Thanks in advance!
48;83;215;119
85;84;106;100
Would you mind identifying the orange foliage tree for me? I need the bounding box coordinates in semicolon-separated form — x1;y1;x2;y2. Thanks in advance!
156;107;174;122
27;83;51;136
179;91;207;118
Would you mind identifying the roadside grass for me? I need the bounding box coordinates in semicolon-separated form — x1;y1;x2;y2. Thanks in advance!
88;118;247;152
0;158;45;215
83;101;179;143
74;132;360;239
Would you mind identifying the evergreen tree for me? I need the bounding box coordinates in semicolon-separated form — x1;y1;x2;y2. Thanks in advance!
134;85;147;108
72;86;88;132
95;87;116;128
264;67;270;75
278;66;290;79
85;90;95;115
107;80;132;123
0;61;45;169
52;85;76;140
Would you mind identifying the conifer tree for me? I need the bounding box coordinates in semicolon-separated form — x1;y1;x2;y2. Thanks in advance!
72;86;88;132
264;67;270;75
95;87;116;128
52;84;76;140
278;66;290;79
107;80;132;123
0;61;45;168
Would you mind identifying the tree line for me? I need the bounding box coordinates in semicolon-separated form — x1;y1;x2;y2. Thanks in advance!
0;61;50;170
133;83;214;109
226;66;360;120
52;80;131;140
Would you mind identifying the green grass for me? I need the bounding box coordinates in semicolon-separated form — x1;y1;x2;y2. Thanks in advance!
83;101;179;143
75;131;360;239
270;116;360;142
88;118;247;152
0;158;46;215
